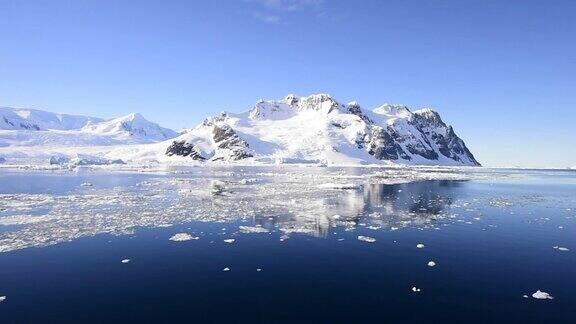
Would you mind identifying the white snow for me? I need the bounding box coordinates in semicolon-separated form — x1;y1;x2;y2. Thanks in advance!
357;235;376;243
318;183;363;190
44;93;476;167
169;233;198;241
532;290;553;300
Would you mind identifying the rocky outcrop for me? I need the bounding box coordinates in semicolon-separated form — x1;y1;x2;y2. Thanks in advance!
211;125;253;161
165;141;206;160
160;93;479;166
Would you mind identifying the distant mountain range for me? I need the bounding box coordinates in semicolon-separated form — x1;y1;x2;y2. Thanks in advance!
0;94;480;166
0;107;177;146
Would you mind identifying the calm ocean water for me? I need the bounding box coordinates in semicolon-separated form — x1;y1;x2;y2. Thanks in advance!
0;167;575;323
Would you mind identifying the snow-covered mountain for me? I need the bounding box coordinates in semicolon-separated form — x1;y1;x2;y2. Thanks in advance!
120;94;479;166
0;107;177;147
81;113;177;141
0;107;103;131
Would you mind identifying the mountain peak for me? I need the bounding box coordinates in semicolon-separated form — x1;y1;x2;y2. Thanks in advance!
373;104;412;118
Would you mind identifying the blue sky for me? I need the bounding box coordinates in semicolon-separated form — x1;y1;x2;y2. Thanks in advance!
1;0;574;168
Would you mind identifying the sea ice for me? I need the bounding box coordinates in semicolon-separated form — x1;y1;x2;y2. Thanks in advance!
0;296;6;302
223;239;235;243
412;287;421;292
121;259;131;264
80;182;93;187
169;233;198;241
416;243;425;249
532;290;553;300
239;225;269;234
427;261;436;267
318;183;363;190
223;267;230;272
239;178;259;185
357;236;376;243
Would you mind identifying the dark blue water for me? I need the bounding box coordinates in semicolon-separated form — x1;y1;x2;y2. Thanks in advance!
0;168;574;323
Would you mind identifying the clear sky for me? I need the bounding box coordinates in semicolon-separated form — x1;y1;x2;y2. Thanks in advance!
1;0;574;168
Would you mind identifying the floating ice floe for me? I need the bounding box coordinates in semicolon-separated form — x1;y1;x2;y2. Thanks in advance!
80;182;93;187
223;267;230;272
318;183;363;190
427;261;436;267
211;180;227;195
121;259;131;264
239;225;269;234
0;296;6;303
416;243;425;249
223;239;235;243
553;246;569;251
169;233;198;242
532;290;553;300
239;178;259;185
256;268;262;272
357;236;376;243
412;287;421;292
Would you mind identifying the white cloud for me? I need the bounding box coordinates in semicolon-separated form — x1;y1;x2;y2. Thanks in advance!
252;11;282;24
245;0;325;24
254;0;324;12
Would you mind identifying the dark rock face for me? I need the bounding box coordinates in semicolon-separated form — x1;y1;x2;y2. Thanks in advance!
412;110;480;165
366;126;410;160
347;102;372;124
211;125;253;161
364;109;479;165
165;141;205;160
2;117;40;130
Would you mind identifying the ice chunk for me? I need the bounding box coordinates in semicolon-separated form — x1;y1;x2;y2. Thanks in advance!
223;239;235;243
49;155;70;165
412;287;421;292
211;180;227;195
239;225;269;234
223;267;230;272
553;246;569;251
169;233;198;241
80;182;93;187
357;235;376;243
532;290;553;300
416;243;425;249
68;154;125;167
0;296;5;302
239;178;259;185
427;261;436;267
121;259;131;264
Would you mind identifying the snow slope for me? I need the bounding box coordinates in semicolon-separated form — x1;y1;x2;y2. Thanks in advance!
113;94;479;166
0;107;102;130
0;107;176;148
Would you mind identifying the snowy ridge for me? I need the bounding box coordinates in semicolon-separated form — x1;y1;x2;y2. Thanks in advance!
0;107;103;131
120;93;479;166
0;107;177;153
81;113;177;141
